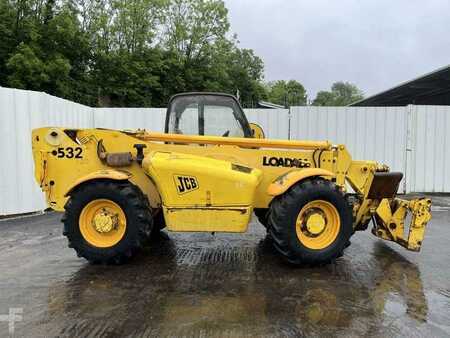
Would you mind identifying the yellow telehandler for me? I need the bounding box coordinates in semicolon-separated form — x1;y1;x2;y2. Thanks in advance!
32;93;431;265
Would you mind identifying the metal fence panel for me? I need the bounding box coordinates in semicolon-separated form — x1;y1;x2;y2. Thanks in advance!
94;108;166;131
243;109;290;139
0;88;93;215
407;105;450;192
290;106;407;192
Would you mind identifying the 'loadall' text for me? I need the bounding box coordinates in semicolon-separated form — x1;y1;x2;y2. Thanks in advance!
262;156;311;168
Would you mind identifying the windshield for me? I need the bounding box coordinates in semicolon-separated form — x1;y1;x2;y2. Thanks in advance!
166;95;251;137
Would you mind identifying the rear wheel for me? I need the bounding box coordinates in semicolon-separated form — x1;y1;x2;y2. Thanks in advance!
268;178;352;265
152;209;166;231
62;181;153;264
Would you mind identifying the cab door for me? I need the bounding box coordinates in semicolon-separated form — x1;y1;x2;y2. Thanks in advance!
165;94;252;138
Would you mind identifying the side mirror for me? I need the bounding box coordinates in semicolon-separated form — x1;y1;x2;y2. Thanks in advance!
249;123;265;139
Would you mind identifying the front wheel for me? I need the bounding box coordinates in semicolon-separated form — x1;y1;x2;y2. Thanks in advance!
254;208;269;229
268;178;352;265
62;181;153;264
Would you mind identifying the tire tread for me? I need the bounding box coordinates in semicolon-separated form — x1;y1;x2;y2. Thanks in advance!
62;180;153;264
268;178;352;266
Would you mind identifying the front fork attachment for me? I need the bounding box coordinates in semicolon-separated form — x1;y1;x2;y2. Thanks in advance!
372;198;432;251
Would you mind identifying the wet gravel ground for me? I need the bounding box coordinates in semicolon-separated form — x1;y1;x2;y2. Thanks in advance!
0;194;449;337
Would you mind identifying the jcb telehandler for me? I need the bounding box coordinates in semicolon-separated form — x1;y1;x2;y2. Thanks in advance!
32;93;432;265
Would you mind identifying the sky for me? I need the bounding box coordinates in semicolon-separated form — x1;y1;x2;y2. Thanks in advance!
224;0;450;100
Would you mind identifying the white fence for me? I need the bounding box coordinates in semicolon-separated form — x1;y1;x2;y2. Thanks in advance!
95;107;166;132
0;88;93;215
244;108;289;140
0;86;449;215
290;106;407;191
406;105;450;193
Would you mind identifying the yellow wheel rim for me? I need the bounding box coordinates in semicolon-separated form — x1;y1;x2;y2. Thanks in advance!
79;199;127;248
296;200;340;250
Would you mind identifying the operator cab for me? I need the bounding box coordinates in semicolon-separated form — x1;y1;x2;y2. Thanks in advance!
165;93;253;138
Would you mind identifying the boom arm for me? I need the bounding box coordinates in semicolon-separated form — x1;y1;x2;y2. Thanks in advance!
135;131;331;150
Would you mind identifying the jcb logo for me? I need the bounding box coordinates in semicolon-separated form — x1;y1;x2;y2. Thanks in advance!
174;175;199;194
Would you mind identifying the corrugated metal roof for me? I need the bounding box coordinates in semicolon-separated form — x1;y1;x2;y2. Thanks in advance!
351;64;450;106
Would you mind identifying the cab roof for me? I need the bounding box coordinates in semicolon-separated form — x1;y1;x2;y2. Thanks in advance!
168;92;239;103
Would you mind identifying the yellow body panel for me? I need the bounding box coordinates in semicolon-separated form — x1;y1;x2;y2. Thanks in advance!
142;151;262;232
163;206;252;232
31;128;161;211
143;152;262;207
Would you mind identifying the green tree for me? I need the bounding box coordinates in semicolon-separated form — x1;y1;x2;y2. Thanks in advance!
266;80;307;107
4;1;94;102
159;0;266;107
313;81;364;106
1;0;268;108
227;47;266;107
163;0;229;61
6;43;49;88
93;49;163;107
160;0;230;96
0;0;16;85
87;0;166;106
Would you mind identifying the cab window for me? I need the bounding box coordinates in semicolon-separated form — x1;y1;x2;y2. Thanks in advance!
167;95;250;137
176;103;198;135
203;104;244;137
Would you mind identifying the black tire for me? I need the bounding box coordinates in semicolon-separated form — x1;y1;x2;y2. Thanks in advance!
152;209;166;231
268;178;352;266
148;209;167;240
254;208;269;228
62;180;153;264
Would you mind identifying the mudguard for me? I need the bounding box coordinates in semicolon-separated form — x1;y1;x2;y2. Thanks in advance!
65;169;132;196
267;168;335;196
